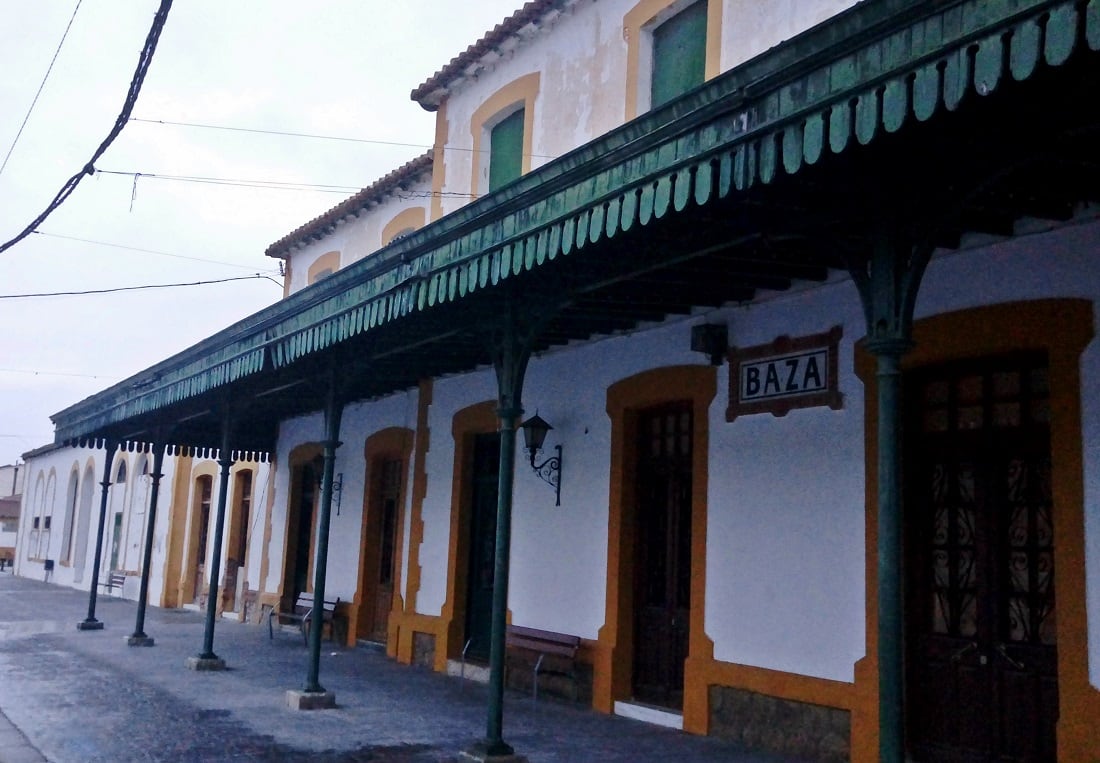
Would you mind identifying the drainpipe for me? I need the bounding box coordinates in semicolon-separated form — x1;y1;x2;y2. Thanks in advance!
129;442;165;646
188;409;234;670
78;439;118;631
849;225;930;763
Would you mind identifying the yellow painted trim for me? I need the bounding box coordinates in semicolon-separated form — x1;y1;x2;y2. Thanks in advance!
430;103;449;223
181;462;218;606
280;443;323;604
350;426;414;648
221;466;255;614
597;364;716;731
623;0;721;120
281;258;292;298
395;379;433;663
255;458;278;623
161;455;191;607
437;399;498;673
469;73;540;199
307;250;341;284
855;298;1098;763
381;208;426;247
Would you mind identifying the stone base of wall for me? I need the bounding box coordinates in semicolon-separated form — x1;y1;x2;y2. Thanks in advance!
241;589;258;624
505;652;592;705
412;632;435;668
709;685;850;763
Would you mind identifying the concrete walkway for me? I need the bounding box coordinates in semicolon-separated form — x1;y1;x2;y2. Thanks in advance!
0;573;800;762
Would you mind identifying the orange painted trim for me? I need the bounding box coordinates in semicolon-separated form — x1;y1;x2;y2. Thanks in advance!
597;364;716;731
281;258;292;299
181;462;218;607
624;0;722;120
161;455;192;607
350;426;415;648
469;73;540;199
381;208;426;247
307;250;341;284
396;379;433;664
855;298;1098;763
437;399;498;673
255;460;278;623
430;104;449;223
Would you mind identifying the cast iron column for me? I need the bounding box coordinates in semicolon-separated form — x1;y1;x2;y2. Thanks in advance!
129;442;165;646
190;411;234;669
78;439;118;630
303;380;343;696
470;316;531;760
849;226;930;763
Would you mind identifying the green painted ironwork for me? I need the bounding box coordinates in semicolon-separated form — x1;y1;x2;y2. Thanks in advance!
78;440;118;630
198;414;233;661
130;443;165;641
51;0;1094;446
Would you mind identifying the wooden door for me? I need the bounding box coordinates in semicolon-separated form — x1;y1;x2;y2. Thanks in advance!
192;478;212;603
464;433;500;662
282;464;317;610
369;458;402;643
906;355;1058;762
633;403;693;709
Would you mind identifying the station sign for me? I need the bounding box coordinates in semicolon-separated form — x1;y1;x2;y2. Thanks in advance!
726;326;843;421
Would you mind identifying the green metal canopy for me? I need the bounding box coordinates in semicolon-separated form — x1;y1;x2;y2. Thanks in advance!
52;0;1100;451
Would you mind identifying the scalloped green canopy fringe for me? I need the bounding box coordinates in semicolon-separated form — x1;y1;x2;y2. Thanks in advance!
52;0;1099;446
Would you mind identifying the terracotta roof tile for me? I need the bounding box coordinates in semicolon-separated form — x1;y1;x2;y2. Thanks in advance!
265;151;433;258
411;0;573;110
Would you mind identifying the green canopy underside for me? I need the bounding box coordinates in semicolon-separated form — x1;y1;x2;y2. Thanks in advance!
52;0;1100;445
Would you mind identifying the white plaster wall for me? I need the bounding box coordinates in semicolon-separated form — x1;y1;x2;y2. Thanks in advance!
283;176;432;296
435;0;863;217
269;391;419;604
719;0;859;72
416;369;498;615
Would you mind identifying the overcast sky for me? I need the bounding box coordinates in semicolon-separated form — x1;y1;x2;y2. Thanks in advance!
0;0;526;467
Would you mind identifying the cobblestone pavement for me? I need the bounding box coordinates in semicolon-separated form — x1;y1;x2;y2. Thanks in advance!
0;573;800;762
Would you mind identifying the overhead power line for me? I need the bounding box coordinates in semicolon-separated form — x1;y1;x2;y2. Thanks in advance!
94;168;360;194
0;0;174;256
0;0;83;176
129;117;560;160
32;231;277;272
0;273;283;300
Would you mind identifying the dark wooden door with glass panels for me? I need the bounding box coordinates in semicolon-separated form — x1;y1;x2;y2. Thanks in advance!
370;458;402;643
464;432;500;662
633;403;693;709
905;354;1058;762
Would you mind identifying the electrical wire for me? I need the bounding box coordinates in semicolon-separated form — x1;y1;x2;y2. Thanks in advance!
0;1;83;177
0;0;173;256
31;231;277;272
128;116;560;160
0;273;282;300
0;367;109;380
94;168;360;194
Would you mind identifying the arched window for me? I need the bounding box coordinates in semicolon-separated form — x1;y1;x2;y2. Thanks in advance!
116;460;127;484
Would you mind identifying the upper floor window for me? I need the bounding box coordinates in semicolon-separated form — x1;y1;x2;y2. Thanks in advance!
489;108;525;192
625;0;720;119
650;1;707;108
307;251;341;285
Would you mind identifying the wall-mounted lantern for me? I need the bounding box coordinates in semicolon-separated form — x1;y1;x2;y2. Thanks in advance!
519;413;563;506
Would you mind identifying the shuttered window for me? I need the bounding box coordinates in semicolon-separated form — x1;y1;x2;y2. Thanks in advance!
489;108;525;192
651;1;706;109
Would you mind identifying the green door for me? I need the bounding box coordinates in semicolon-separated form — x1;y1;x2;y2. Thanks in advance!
464;432;501;661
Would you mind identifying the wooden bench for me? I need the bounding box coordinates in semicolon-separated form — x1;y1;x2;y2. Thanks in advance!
268;592;340;645
102;571;126;594
506;624;581;704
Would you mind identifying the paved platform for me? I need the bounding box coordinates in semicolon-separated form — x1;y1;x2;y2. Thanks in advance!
0;573;801;762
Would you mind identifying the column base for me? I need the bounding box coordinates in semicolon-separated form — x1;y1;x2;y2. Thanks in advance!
127;635;155;647
285;689;336;710
76;620;104;631
460;741;526;762
186;655;226;671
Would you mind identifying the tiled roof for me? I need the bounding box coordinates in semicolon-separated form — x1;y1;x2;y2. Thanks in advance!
411;0;574;110
265;151;434;258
